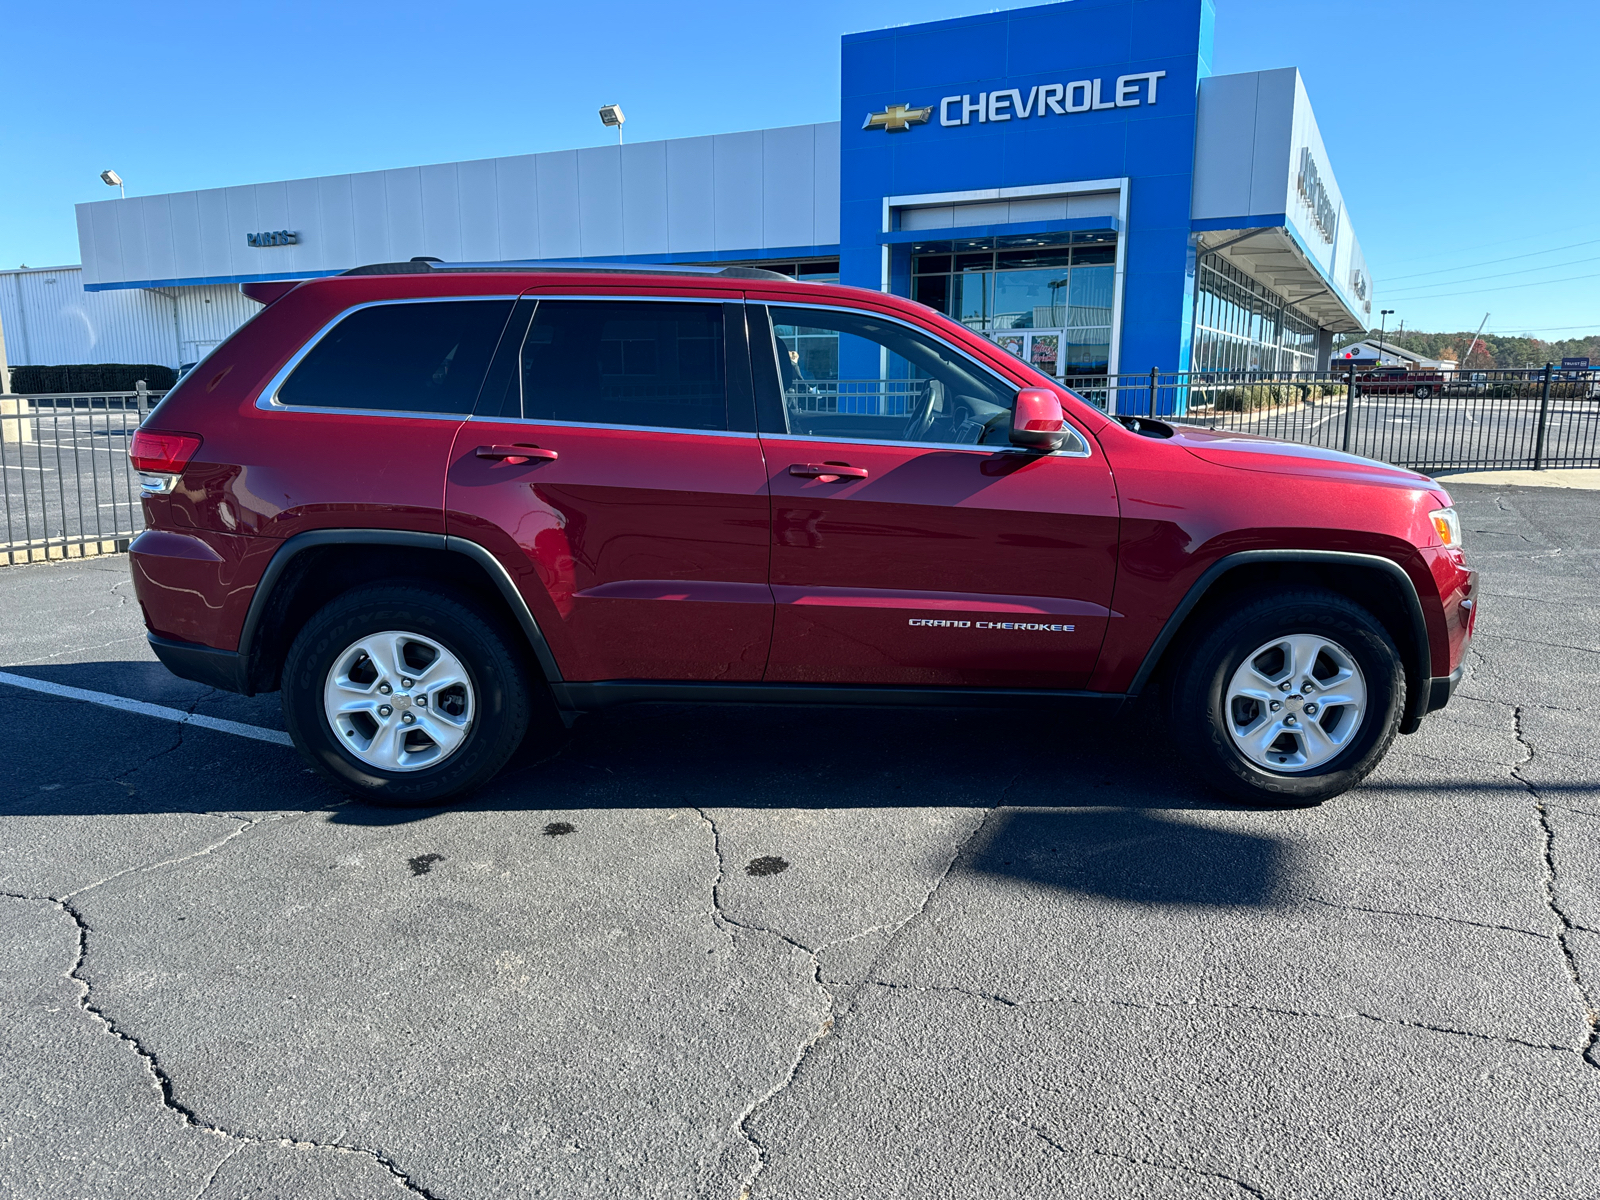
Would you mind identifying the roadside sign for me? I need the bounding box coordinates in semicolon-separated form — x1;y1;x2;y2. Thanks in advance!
1562;357;1590;370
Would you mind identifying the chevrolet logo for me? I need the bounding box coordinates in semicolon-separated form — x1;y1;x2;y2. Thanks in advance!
863;103;933;133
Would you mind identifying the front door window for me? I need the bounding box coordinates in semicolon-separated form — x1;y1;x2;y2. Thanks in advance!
769;305;1020;447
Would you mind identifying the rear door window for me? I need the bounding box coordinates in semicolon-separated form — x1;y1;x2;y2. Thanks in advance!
277;299;513;414
517;300;728;431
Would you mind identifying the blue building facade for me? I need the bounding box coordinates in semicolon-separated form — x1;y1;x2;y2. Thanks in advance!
841;0;1214;376
67;0;1369;391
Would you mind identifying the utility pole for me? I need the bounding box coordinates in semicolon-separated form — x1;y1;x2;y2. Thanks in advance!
1463;313;1489;369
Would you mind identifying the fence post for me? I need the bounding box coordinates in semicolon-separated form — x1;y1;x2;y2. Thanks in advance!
135;378;148;417
1341;366;1356;453
1533;362;1553;470
1149;366;1158;416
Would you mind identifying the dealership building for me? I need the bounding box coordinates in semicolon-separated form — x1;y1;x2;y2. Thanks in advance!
1;0;1371;386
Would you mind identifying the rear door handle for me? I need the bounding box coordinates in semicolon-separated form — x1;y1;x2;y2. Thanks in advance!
476;444;558;463
789;462;868;480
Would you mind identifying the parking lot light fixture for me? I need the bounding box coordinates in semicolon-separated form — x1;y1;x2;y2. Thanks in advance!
599;104;625;145
100;169;124;199
1379;309;1394;365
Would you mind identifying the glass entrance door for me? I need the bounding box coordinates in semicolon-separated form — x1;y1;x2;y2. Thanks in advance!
993;331;1063;379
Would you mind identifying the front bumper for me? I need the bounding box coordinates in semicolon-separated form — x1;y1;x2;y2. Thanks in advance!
1426;659;1468;715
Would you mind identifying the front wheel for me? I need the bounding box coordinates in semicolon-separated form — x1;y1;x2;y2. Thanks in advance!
282;583;532;805
1169;589;1405;805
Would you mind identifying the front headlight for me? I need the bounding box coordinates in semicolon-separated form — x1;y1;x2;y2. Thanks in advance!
1429;507;1462;548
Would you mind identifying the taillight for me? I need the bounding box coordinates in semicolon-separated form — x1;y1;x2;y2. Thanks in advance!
129;430;203;474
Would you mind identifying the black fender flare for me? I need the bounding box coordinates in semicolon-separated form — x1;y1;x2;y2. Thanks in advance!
1125;549;1434;734
238;529;564;686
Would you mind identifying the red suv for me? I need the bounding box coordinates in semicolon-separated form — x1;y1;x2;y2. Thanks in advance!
127;262;1476;806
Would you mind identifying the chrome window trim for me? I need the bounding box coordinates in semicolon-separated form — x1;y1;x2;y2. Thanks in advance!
465;415;757;440
756;430;1092;459
757;299;1094;459
255;295;522;416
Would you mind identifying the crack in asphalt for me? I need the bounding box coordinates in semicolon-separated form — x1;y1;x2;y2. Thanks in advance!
1298;896;1552;941
693;790;1008;1200
193;1144;244;1200
13;633;148;664
57;814;280;900
841;773;1020;997
863;980;1578;1054
1511;705;1600;1064
690;806;828;1200
1475;632;1600;657
3;892;449;1200
1018;1119;1272;1198
95;686;220;801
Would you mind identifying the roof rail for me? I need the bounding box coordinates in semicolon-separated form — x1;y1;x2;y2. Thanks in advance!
340;258;797;282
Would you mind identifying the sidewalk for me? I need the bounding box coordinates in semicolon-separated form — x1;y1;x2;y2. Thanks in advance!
1433;467;1600;490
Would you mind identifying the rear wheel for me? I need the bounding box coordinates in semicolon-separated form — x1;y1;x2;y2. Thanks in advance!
282;583;532;805
1169;589;1405;805
1414;384;1432;399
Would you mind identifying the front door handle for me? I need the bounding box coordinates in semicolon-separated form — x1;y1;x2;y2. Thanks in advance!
476;444;558;464
789;462;868;481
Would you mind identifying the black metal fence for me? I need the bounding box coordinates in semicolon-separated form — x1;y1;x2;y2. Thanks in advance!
1063;366;1600;472
1;366;1595;569
0;390;158;566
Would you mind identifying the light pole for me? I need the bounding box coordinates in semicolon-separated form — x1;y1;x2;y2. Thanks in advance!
1378;308;1394;366
100;169;124;199
598;104;625;146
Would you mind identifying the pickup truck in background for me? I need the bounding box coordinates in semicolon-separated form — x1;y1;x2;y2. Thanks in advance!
1353;367;1446;399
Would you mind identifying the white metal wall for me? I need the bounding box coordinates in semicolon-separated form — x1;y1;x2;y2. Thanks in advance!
1190;68;1369;325
76;122;844;290
164;285;259;364
0;267;258;368
0;267;175;366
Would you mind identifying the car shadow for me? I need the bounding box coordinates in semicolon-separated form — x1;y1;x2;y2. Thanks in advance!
963;807;1293;907
0;662;1329;908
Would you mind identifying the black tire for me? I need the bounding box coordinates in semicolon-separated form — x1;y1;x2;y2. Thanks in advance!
281;583;532;806
1168;588;1405;806
1414;384;1432;399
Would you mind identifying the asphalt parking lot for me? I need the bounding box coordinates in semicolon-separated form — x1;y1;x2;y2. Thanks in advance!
3;483;1598;1199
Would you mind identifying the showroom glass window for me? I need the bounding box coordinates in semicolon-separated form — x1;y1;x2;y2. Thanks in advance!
701;257;840;284
1191;254;1319;374
911;233;1116;376
517;300;727;431
765;305;1017;446
277;300;513;413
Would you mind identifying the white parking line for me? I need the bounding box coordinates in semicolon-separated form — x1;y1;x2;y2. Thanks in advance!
0;671;293;746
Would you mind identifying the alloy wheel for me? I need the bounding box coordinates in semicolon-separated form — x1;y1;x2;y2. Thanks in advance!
322;631;475;772
1223;634;1368;773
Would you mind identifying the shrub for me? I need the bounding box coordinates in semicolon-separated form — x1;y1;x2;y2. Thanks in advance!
10;364;176;394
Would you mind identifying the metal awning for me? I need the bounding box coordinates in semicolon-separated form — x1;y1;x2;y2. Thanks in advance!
1195;225;1365;334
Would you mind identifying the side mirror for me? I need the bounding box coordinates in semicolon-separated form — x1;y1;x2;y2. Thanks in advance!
1009;388;1066;451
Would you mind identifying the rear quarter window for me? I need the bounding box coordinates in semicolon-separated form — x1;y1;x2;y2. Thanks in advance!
276;299;514;414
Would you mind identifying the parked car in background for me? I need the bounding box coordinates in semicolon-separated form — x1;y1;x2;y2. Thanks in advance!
125;261;1475;809
1354;366;1446;399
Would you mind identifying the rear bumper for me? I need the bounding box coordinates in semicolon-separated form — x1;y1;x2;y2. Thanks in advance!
148;634;252;695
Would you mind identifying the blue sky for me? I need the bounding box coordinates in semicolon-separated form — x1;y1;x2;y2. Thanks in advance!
2;0;1595;338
